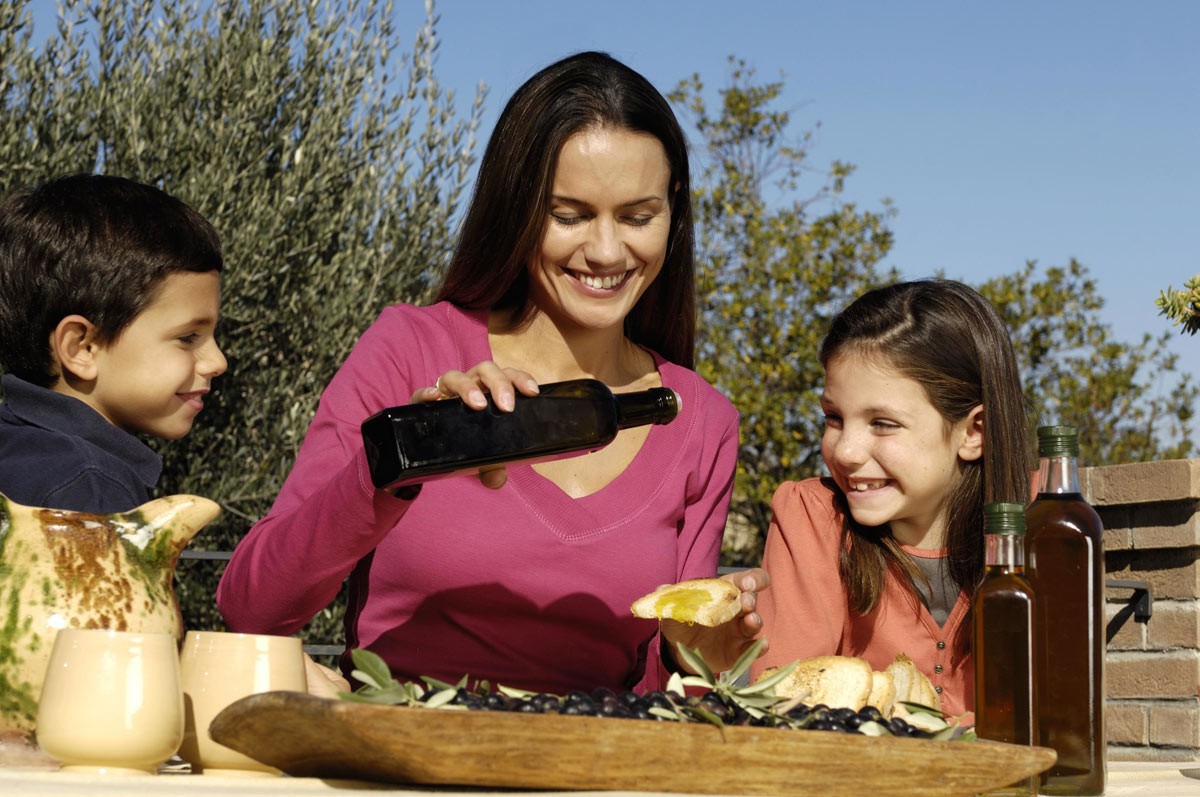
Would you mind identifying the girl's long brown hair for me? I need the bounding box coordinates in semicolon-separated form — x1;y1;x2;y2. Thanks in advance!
819;279;1033;651
435;51;696;368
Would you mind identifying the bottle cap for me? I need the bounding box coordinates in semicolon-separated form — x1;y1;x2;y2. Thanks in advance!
983;502;1026;536
1036;425;1080;458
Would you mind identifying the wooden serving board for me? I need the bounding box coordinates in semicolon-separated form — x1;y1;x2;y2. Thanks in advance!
210;691;1056;797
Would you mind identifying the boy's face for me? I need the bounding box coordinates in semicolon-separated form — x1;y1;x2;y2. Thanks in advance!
83;271;226;440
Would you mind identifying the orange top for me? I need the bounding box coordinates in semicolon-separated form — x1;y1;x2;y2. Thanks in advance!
751;477;974;719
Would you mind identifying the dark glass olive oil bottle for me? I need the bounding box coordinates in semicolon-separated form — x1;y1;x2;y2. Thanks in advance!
973;502;1037;797
1025;425;1106;795
362;378;680;490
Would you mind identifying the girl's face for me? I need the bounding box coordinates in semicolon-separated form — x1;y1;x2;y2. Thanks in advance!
527;125;673;334
819;350;982;549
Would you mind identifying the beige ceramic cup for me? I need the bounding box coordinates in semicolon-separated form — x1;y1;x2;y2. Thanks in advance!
36;629;184;775
177;631;306;775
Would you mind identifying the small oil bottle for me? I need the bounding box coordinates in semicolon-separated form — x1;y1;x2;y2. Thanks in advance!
973;501;1038;796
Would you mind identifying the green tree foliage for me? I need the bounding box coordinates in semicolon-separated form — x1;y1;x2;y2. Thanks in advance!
979;262;1196;465
670;60;899;563
1157;275;1200;335
676;60;1196;565
0;0;482;643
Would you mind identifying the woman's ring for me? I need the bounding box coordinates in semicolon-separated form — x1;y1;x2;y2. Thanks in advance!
435;375;451;398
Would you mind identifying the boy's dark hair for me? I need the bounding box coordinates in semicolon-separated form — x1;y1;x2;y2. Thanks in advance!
0;173;223;387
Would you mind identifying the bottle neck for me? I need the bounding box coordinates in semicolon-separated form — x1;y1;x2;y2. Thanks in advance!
984;533;1025;569
1036;454;1081;495
615;388;680;429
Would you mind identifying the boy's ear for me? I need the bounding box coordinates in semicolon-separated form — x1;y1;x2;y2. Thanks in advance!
957;404;985;462
51;315;102;382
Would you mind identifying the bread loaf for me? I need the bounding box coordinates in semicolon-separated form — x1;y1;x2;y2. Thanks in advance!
764;655;874;711
756;652;941;719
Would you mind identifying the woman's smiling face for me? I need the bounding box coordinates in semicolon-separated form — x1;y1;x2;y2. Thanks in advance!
527;125;672;334
819;349;981;549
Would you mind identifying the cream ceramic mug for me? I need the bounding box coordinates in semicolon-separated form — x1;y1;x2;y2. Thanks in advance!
177;631;306;775
36;629;184;775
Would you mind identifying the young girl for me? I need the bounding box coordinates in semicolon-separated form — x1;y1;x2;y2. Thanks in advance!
749;279;1032;717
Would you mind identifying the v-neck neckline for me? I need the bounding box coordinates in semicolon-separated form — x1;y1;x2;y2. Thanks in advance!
451;303;678;529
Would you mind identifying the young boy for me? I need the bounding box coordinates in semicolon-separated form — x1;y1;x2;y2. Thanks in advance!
0;174;227;513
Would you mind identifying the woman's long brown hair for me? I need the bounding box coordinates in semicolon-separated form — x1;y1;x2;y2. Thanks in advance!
435;51;696;368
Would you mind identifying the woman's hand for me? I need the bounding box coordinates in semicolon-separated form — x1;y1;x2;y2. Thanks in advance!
660;568;770;675
411;361;540;489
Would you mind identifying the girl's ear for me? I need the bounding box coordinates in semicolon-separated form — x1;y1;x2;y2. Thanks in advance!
51;315;101;383
958;404;985;462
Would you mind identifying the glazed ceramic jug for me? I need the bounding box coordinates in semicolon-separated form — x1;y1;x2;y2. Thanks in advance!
0;492;220;736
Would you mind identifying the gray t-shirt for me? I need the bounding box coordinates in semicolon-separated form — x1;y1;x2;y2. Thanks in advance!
909;554;957;627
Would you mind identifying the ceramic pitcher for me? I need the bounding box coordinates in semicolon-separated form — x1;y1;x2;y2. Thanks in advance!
0;492;220;736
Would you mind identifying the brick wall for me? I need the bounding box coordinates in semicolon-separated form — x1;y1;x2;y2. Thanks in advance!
1083;458;1200;763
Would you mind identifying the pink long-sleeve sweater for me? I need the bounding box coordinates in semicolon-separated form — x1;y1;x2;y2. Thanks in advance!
216;302;738;694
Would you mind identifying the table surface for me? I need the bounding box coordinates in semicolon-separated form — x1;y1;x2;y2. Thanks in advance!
2;761;1197;797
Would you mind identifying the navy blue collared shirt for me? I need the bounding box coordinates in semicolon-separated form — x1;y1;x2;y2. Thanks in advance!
0;373;162;513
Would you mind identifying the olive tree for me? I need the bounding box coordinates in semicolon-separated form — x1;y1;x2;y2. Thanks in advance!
980;261;1196;465
1157;275;1200;335
671;60;898;563
676;60;1196;565
0;0;482;643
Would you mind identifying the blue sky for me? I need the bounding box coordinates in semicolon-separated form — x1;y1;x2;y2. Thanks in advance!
411;0;1200;386
26;0;1200;389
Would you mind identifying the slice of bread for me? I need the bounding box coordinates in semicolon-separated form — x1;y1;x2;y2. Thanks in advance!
886;653;941;717
629;578;742;627
867;670;896;718
764;655;874;711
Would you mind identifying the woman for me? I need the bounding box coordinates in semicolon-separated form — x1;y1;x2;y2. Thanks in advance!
217;52;766;693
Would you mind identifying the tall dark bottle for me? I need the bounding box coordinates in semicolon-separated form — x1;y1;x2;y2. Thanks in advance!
1025;425;1106;795
972;502;1038;797
361;378;681;490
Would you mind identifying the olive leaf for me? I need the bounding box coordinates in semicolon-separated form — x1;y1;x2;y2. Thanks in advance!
421;674;469;692
349;648;399;691
724;637;768;685
424;688;462;709
898;700;944;716
857;721;889;737
903;710;950;733
674;643;715;683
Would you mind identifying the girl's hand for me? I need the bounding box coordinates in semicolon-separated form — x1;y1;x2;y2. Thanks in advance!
660;568;770;675
302;652;350;699
410;362;540;490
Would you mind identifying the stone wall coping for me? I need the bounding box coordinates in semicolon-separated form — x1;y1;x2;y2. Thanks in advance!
1082;459;1200;507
